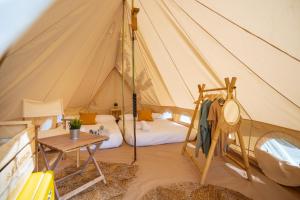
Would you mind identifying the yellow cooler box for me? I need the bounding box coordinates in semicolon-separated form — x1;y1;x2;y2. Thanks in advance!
17;171;55;200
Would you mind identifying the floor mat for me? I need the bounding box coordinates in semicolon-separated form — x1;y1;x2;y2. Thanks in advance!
55;161;138;200
141;182;251;200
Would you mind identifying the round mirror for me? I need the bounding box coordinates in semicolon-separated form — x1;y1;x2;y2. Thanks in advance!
222;99;240;125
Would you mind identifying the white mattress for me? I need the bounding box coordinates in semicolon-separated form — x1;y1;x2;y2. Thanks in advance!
80;121;123;149
118;119;196;146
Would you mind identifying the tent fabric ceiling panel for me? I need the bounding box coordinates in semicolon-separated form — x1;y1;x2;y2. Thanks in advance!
67;15;122;108
0;0;299;132
152;0;300;129
86;69;132;114
131;0;300;130
135;0;198;109
196;0;300;60
0;0;122;120
175;0;300;107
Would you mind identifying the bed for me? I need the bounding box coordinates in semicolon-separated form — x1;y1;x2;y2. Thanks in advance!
79;115;123;149
118;114;196;146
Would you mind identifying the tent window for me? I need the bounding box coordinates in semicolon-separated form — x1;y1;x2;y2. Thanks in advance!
162;112;172;119
179;115;191;124
260;138;300;167
39;118;53;131
57;114;63;123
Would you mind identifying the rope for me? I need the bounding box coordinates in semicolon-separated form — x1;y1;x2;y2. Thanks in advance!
193;0;300;63
171;0;300;109
122;0;126;136
132;0;137;163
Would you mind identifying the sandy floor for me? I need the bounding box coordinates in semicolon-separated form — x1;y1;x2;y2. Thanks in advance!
63;143;300;200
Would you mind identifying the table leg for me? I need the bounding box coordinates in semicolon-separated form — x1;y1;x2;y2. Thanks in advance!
60;143;106;200
76;149;80;167
39;144;63;200
39;144;51;170
39;142;106;200
87;144;106;184
80;143;100;173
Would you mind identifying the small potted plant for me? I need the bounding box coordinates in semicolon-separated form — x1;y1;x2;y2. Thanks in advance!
69;119;81;140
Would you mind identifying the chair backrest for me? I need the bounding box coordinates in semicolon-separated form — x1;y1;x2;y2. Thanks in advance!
22;99;64;130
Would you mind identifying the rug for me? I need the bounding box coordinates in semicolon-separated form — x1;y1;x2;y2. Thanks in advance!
55;162;138;200
141;182;252;200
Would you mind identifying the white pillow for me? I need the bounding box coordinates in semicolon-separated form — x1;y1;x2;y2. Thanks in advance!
152;113;162;119
95;115;115;123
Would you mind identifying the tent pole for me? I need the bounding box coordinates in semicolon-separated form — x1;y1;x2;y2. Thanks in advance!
131;0;139;163
121;0;126;138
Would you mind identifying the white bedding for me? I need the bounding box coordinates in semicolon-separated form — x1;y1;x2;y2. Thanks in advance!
80;120;123;149
118;119;196;146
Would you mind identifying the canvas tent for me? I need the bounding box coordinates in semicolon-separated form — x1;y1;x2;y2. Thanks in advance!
0;0;299;162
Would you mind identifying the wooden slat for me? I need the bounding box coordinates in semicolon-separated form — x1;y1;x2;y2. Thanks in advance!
0;159;17;195
0;121;32;126
7;158;34;200
0;121;35;199
0;126;35;170
0;144;35;200
224;153;246;169
187;143;196;149
0;123;33;138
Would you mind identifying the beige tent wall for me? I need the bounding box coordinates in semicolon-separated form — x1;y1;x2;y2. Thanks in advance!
0;0;123;120
85;69;132;114
196;0;300;60
129;0;300;131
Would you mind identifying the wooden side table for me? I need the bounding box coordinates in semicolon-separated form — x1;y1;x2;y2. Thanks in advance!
38;133;108;200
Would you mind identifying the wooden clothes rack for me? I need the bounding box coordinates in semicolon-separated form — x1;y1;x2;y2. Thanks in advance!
181;77;252;184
